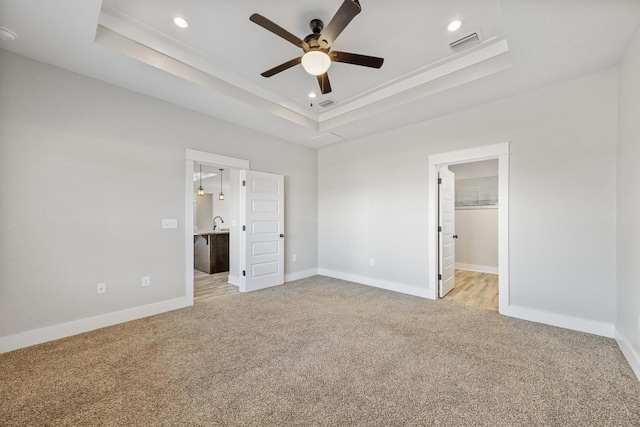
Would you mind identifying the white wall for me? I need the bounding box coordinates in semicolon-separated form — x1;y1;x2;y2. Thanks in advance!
454;208;498;272
449;161;499;272
616;25;640;376
0;50;318;341
195;193;213;231
319;67;618;325
450;159;499;180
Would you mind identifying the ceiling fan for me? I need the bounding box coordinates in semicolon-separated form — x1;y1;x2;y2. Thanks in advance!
249;0;384;95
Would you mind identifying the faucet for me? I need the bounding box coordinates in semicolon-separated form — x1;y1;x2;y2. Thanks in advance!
213;216;224;230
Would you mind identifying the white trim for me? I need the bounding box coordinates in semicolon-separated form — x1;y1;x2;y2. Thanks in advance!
185;159;195;305
455;263;499;274
285;268;318;283
0;297;188;354
320;39;510;121
318;268;430;298
615;327;640;381
497;151;510;310
503;305;615;338
228;274;241;286
185;149;250;169
429;143;510;165
427;142;510;312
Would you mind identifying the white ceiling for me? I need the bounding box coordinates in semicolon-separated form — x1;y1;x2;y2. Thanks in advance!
1;0;639;149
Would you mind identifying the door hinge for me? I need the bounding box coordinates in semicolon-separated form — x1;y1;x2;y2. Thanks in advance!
438;226;442;232
242;270;246;277
242;225;246;231
438;178;442;184
242;180;246;187
438;274;442;281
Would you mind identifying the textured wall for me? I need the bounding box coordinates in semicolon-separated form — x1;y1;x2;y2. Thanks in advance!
319;67;618;323
0;50;318;337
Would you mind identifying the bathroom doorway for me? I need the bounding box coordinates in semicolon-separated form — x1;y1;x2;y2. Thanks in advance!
193;163;239;302
185;149;250;305
184;149;286;303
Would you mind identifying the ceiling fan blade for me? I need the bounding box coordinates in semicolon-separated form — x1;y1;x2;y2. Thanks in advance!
250;13;308;49
317;72;332;94
320;0;362;47
329;51;384;68
261;57;302;77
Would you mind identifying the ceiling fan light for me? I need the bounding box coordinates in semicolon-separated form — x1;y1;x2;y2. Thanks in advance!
301;51;331;76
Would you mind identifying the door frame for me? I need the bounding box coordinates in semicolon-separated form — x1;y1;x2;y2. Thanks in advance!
185;149;250;305
427;142;510;314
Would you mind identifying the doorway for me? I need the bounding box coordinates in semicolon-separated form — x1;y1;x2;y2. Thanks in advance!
193;163;239;302
185;150;250;305
427;142;510;314
444;160;500;311
185;149;286;304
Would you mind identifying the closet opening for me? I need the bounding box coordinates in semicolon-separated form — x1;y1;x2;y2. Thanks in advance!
427;142;510;314
442;160;499;311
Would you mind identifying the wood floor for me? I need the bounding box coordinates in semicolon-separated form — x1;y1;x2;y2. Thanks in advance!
193;270;239;302
443;270;499;311
194;269;497;309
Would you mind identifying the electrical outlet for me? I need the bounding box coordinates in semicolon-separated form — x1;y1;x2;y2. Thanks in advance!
370;258;375;266
162;219;178;229
293;254;297;262
97;283;106;294
142;276;150;288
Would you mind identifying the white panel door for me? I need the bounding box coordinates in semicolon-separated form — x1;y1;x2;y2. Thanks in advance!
240;170;285;292
438;167;456;297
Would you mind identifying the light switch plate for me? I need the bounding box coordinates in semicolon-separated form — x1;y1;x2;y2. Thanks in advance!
162;219;178;229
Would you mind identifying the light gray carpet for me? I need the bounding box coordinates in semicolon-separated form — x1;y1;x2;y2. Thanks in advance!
1;276;639;426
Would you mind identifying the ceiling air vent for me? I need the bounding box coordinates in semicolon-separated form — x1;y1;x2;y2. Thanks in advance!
311;133;344;145
449;33;481;53
318;98;337;108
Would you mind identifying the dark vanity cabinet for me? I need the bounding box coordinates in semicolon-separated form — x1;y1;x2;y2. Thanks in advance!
194;232;229;274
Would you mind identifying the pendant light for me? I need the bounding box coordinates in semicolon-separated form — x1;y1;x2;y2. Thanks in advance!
197;164;205;197
218;169;225;201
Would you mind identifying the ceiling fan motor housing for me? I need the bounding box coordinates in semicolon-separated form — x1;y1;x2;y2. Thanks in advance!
310;19;324;34
304;20;330;52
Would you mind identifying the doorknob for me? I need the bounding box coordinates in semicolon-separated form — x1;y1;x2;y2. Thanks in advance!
453;235;458;239
280;234;284;238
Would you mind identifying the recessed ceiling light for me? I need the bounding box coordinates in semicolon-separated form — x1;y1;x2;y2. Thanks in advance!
308;92;317;99
173;17;189;28
447;20;462;32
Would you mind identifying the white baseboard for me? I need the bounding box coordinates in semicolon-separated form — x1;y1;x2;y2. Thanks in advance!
615;327;640;381
228;274;240;286
455;263;499;274
285;268;318;282
317;268;431;299
0;297;189;354
502;304;615;338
